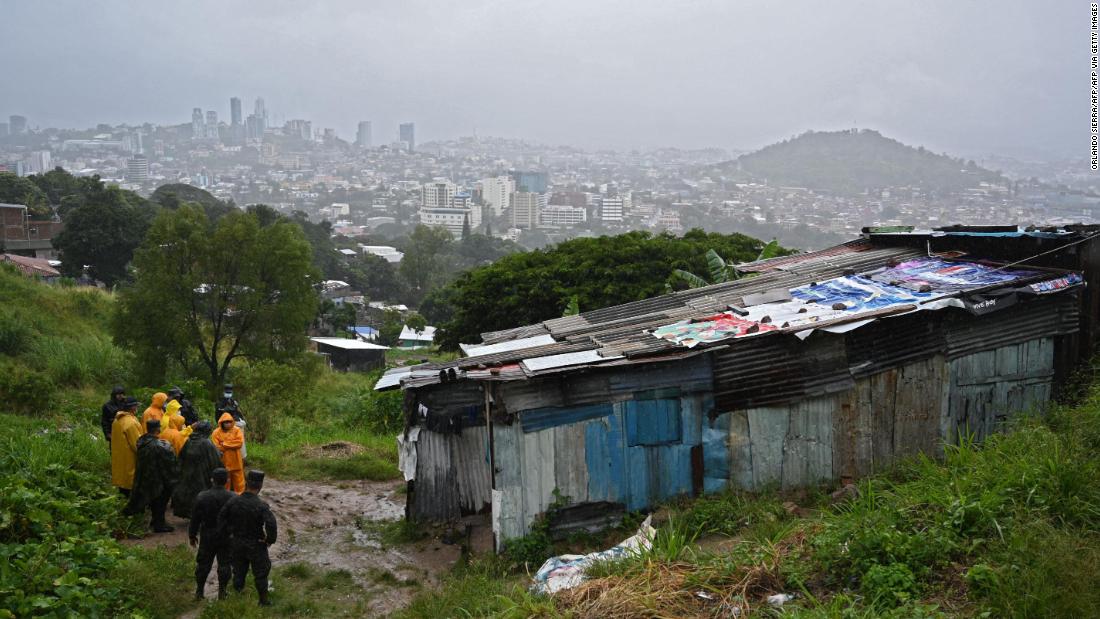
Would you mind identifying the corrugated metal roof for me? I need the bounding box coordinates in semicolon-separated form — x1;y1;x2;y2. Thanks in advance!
388;239;1082;393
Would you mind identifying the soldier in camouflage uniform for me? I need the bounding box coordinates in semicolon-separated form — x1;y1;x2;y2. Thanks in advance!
217;469;277;606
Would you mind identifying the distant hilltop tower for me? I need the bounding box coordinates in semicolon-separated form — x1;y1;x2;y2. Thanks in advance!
356;121;372;148
399;122;415;152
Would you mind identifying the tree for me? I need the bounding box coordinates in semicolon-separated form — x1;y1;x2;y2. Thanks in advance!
405;311;427;334
50;194;152;286
433;229;778;350
669;239;783;289
0;172;49;218
461;213;471;242
115;205;318;393
399;224;453;300
378;309;404;346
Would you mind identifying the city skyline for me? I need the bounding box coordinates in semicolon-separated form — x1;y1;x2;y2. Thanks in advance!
0;1;1081;159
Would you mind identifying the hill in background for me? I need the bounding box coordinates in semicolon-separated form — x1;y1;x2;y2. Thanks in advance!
725;129;1006;195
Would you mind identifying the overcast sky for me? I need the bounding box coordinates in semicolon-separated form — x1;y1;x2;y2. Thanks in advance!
0;1;1081;158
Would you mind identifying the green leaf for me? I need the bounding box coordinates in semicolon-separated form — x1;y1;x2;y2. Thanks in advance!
671;269;709;289
705;249;729;284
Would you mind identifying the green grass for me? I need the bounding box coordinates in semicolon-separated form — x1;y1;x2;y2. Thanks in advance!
413;389;1100;618
196;564;372;618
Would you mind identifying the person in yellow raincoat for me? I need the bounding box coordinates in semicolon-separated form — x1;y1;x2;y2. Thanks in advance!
211;412;246;493
160;412;188;455
110;397;143;496
142;392;168;434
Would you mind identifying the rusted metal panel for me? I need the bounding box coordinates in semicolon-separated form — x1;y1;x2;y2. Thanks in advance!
453;426;492;513
833;388;874;479
725;410;753;490
410;429;460;522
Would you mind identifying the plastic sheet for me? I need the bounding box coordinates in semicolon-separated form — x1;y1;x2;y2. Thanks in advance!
531;515;655;594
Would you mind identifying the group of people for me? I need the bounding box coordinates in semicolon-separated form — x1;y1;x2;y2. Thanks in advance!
101;385;277;605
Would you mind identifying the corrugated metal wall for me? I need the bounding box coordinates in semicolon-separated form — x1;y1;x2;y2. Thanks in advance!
720;338;1054;492
409;426;492;522
490;391;712;543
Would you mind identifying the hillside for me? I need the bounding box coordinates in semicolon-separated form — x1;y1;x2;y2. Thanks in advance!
727;129;1005;195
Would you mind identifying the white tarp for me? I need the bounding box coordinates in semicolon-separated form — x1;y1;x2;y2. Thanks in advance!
396;426;421;482
531;516;655;594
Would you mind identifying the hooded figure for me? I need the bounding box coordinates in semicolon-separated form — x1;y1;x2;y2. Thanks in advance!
172;422;224;518
124;419;181;532
101;385;127;443
161;406;190;455
168;387;199;426
142;392;169;434
211;412;245;493
110;398;142;494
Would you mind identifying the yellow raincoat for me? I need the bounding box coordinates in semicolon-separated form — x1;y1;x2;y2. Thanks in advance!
110;411;142;489
141;392;168;433
211;412;246;493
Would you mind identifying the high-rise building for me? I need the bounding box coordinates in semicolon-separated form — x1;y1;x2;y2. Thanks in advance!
284;119;311;140
480;176;515;216
230;97;243;126
356;121;372;148
191;108;204;138
511;191;541;229
126;155;149;183
205;111;219;139
246;115;263;141
422;179;456;209
399;122;415;152
600;196;624;223
254;97;266;120
0;123;9;137
25;151;51;175
9;115;27;135
509;170;549;193
540;204;588;227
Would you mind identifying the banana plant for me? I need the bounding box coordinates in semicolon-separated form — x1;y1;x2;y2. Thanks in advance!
670;240;782;289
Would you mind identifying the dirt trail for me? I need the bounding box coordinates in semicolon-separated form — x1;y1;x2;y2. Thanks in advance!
123;477;463;616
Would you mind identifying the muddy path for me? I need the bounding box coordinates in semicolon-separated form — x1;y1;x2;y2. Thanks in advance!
123;477;464;617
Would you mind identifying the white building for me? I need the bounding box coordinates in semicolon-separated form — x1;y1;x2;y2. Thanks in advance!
126;155;149;183
540;204;587;227
420;206;481;238
511;191;541;229
600;196;624;223
359;244;404;263
25;151;52;175
422;179;456;209
480;175;515;216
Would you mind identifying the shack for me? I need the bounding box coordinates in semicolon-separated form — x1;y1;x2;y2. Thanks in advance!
310;337;388;372
377;226;1100;549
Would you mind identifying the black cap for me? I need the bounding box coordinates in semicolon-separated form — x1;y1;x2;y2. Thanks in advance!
123;396;140;409
211;467;228;485
245;470;265;487
146;419;161;432
111;385;126;396
224;383;234;390
193;420;212;435
167;386;182;396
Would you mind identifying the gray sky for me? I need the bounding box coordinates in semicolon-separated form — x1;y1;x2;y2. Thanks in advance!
0;0;1081;157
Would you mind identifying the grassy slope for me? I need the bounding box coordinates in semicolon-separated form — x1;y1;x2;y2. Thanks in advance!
0;265;410;618
403;387;1100;618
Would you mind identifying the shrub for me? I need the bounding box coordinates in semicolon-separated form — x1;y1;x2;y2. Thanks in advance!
0;361;56;414
861;562;918;607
